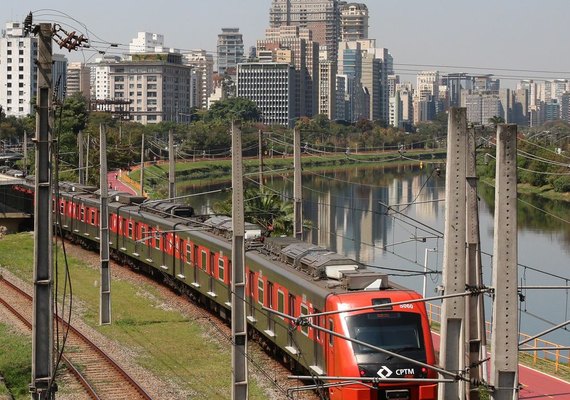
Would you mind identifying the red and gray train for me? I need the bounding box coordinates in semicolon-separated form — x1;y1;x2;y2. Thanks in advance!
14;181;438;400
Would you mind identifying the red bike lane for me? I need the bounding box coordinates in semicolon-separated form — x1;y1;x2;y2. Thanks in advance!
431;333;570;398
107;170;137;195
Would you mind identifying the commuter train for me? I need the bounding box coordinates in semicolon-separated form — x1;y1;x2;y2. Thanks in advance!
13;180;438;400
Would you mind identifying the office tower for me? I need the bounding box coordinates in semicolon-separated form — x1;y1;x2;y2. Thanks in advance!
217;28;244;76
107;53;193;124
465;92;504;125
340;3;369;41
67;62;91;100
318;60;337;119
183;50;214;109
269;0;341;60
129;32;165;53
257;25;319;117
52;54;68;103
236;62;295;127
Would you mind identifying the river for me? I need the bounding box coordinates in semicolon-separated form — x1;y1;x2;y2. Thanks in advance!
182;163;570;345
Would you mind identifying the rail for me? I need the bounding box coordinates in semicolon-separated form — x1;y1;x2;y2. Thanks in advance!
427;302;570;374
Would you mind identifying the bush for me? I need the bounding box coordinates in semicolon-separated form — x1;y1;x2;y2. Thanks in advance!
552;176;570;192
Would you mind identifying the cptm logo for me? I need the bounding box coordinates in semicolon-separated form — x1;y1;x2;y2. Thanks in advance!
377;366;393;378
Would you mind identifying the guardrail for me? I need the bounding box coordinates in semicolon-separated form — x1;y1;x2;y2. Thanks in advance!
427;302;570;373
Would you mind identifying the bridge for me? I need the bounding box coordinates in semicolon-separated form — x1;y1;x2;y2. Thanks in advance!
0;173;32;232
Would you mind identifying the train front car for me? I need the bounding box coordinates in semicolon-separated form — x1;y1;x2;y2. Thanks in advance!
325;290;437;400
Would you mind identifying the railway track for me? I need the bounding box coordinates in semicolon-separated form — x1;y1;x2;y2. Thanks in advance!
0;276;153;400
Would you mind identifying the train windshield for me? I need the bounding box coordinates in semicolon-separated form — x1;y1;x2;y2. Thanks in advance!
345;312;424;354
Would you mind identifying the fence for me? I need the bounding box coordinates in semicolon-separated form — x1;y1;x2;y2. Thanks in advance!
426;302;570;373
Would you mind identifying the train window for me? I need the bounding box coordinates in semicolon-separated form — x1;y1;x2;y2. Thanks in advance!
218;257;225;281
267;281;274;309
300;304;309;336
155;232;161;250
277;290;285;319
314;310;321;340
91;210;96;225
345;313;423;355
201;250;207;269
59;202;64;215
186;243;192;264
257;278;264;305
80;207;85;222
141;226;146;244
128;222;133;238
328;319;334;346
288;294;296;325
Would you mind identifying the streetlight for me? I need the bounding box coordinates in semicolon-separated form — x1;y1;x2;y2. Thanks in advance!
423;248;437;298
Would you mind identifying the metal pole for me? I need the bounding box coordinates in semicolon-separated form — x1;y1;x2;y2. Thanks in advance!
99;124;111;325
466;126;486;399
490;124;518;400
23;130;28;176
519;319;570;346
231;121;248;399
168;129;175;200
293;127;302;240
140;133;145;196
258;129;263;189
438;107;467;400
85;132;89;184
423;248;436;298
78;130;84;185
31;22;55;400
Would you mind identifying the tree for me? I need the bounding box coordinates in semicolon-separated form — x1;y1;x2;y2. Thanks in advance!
488;115;505;128
203;97;261;123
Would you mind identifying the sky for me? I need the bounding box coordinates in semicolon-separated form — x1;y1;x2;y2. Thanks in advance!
4;0;570;87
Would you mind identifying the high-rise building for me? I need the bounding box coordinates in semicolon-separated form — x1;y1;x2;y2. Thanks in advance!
318;60;336;119
129;32;164;53
257;25;319;118
465;92;503;125
0;21;37;117
236;62;295;127
217;28;244;76
340;3;369;41
90;55;121;106
107;53;193;125
182;50;214;109
269;0;341;61
66;62;91;100
52;54;68;103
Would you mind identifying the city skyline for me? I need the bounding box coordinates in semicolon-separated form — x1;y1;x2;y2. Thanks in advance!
3;0;570;88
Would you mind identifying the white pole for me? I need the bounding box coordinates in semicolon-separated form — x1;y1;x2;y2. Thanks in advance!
423;248;436;298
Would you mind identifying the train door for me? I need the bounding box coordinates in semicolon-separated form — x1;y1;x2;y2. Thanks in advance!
288;294;297;350
267;281;275;334
326;318;335;376
178;238;185;278
209;251;215;294
226;259;232;301
193;244;199;285
248;271;256;319
133;222;139;255
313;309;324;370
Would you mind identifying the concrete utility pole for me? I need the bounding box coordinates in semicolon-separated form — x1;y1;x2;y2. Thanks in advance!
99;124;111;325
23;130;28;176
78;130;84;185
258;129;263;189
438;108;467;400
293;127;303;240
168;129;175;200
490;124;519;400
231;121;248;400
466;127;486;399
140;133;145;196
85;132;89;184
31;22;55;400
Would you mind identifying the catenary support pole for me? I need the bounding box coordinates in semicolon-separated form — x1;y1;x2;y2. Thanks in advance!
438;107;467;400
490;124;519;400
140;133;145;196
31;22;55;400
168;129;175;200
258;129;264;189
85;132;89;184
78;130;84;185
293;127;303;240
99;124;111;325
466;126;487;399
231;121;248;399
23;130;28;176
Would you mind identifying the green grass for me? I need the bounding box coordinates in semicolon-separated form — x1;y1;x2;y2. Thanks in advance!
0;323;31;400
0;233;268;398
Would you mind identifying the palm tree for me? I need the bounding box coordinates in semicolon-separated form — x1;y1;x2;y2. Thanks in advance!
488;115;505;128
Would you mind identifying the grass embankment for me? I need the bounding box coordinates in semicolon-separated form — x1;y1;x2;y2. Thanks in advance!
0;324;29;400
129;150;446;197
0;233;268;399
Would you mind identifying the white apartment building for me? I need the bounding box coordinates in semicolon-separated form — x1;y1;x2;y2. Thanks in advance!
183;50;214;109
108;53;193;124
416;71;439;101
340;3;369;41
236;62;295;127
129;32;164;53
217;28;244;76
0;21;37;117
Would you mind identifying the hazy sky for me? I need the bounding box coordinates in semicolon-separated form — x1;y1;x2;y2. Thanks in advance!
4;0;570;86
